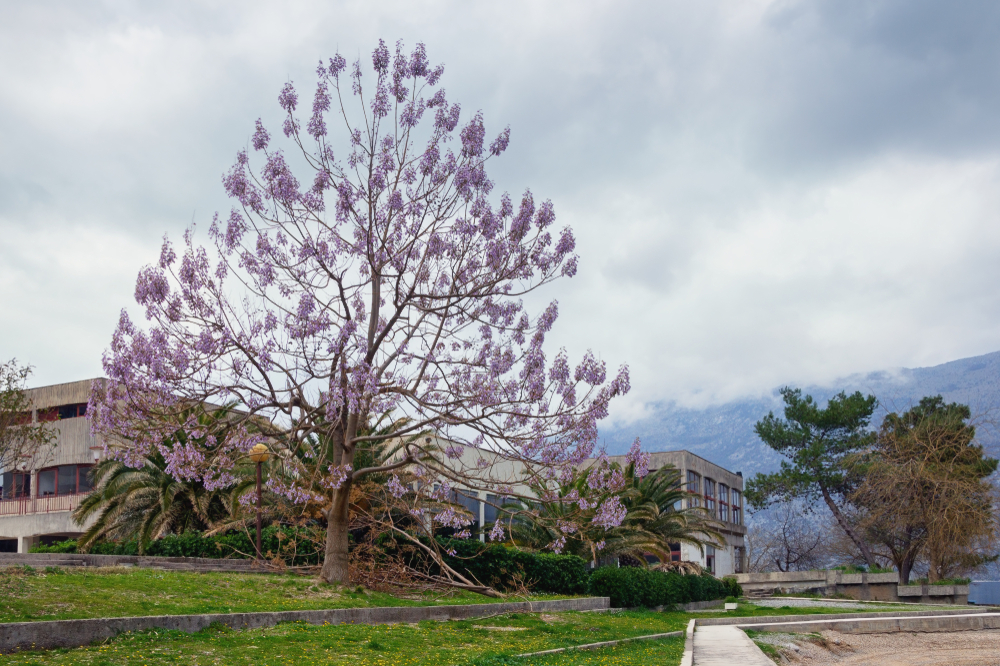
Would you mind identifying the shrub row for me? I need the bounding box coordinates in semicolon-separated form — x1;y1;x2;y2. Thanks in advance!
32;532;739;606
438;538;590;595
587;566;741;608
30;527;322;566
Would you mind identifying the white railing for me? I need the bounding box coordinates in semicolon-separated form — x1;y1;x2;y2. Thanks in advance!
0;494;84;517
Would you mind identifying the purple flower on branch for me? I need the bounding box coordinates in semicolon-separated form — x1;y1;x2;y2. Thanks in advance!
592;496;627;530
278;82;298;112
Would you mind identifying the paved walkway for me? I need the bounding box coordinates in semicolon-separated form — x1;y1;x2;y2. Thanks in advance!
693;625;774;665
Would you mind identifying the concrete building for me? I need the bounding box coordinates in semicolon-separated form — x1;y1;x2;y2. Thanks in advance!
1;378;747;576
605;450;747;577
442;446;747;577
0;379;104;553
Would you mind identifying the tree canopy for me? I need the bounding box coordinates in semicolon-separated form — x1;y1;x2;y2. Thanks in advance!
851;396;998;582
0;359;55;485
745;387;878;567
90;40;632;585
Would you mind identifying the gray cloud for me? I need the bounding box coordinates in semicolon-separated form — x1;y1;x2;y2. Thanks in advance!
2;0;1000;423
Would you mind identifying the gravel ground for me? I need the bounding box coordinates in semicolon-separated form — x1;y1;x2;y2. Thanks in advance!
753;629;1000;665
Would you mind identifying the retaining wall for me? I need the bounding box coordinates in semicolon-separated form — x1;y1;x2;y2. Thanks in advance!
734;570;969;604
0;552;266;573
697;607;993;627
732;611;1000;634
0;597;610;654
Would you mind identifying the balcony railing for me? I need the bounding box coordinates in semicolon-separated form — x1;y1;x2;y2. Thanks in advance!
0;494;85;517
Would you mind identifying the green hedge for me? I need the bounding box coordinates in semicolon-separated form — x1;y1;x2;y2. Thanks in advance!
32;530;737;605
588;566;733;608
438;538;589;595
29;527;322;566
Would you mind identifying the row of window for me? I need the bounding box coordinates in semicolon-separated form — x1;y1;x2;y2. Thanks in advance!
447;489;507;526
0;465;93;500
685;470;742;525
10;403;88;425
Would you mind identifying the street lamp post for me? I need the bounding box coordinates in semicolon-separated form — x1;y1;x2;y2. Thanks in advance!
249;444;271;561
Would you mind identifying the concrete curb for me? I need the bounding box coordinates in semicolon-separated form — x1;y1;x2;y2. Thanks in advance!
514;630;682;657
697;607;994;626
679;618;695;666
771;595;984;608
733;611;1000;635
0;597;609;654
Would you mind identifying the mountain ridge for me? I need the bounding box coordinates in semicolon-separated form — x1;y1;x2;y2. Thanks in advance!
600;351;1000;476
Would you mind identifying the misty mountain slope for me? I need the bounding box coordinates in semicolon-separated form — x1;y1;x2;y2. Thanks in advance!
600;351;1000;477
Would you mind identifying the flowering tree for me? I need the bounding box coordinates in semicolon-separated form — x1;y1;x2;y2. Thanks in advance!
91;40;632;585
1;359;56;479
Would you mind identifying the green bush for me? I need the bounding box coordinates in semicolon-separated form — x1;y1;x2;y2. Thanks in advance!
29;539;78;554
721;575;743;598
587;566;729;608
30;527;322;566
438;538;589;595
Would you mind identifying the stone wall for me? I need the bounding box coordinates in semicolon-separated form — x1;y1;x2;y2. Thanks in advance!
734;570;969;605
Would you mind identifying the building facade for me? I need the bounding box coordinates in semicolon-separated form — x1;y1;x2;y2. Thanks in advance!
604;450;747;576
1;379;747;576
0;379;104;553
443;446;747;577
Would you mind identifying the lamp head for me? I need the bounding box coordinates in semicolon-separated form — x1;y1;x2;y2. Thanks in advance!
249;443;271;464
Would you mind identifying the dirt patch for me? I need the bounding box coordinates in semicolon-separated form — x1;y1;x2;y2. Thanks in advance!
757;629;1000;665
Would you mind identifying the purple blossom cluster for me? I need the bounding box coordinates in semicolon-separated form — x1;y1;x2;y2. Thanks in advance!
592;496;628;530
625;438;650;478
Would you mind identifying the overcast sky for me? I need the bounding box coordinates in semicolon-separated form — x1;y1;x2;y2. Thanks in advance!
3;0;1000;424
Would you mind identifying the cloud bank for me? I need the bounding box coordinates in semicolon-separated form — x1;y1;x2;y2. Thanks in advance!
2;0;1000;422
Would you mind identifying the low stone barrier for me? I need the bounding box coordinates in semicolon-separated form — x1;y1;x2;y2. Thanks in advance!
732;611;1000;634
0;552;266;574
734;570;969;604
0;597;609;654
697;607;994;627
897;583;971;605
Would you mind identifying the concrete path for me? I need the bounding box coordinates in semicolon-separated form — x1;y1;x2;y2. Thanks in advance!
693;624;774;665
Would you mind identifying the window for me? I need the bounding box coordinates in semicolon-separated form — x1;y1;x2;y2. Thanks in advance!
731;490;742;525
669;542;681;562
1;472;31;499
35;403;87;422
38;469;57;497
706;545;716;574
484;493;506;525
734;546;746;573
719;483;730;522
704;478;716;516
686;471;701;508
37;408;59;422
36;465;92;497
58;403;88;419
450;489;481;529
78;466;94;493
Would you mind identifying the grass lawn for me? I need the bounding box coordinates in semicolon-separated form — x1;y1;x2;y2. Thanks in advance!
0;610;688;665
0;566;578;623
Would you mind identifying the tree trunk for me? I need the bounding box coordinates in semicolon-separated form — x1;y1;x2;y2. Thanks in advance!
320;405;355;585
819;486;877;569
899;552;915;585
321;482;352;584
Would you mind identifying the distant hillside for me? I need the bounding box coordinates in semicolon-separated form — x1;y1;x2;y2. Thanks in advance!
600;351;1000;476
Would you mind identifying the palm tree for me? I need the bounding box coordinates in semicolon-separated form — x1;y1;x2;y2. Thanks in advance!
507;463;722;564
72;451;231;552
604;464;722;562
73;403;271;552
